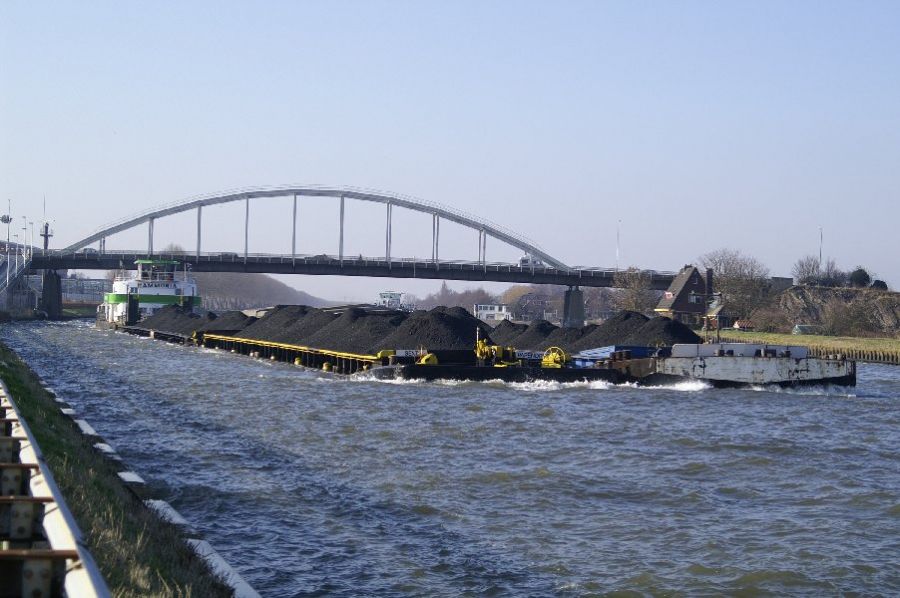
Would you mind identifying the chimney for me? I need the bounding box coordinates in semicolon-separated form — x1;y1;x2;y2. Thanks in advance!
705;268;714;297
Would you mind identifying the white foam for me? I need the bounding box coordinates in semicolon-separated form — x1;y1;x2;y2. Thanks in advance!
350;375;424;386
644;379;712;392
505;379;617;392
747;384;856;397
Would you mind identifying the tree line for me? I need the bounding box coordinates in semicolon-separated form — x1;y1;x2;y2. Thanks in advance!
791;255;887;290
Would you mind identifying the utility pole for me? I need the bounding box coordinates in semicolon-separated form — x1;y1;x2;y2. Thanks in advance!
818;226;823;267
616;219;621;271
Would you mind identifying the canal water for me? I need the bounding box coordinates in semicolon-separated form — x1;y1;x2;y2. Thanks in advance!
3;320;899;596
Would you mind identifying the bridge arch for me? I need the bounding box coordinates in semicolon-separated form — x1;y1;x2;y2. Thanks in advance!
61;185;571;270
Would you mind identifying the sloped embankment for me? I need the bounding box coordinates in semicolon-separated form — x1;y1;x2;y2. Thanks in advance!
777;286;900;334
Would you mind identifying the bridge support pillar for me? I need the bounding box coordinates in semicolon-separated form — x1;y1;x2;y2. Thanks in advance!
39;270;63;320
562;286;584;329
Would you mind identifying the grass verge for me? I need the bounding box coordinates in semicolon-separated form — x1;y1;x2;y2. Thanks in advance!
0;341;234;597
61;305;99;318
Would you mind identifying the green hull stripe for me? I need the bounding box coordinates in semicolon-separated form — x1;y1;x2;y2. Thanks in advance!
103;293;201;305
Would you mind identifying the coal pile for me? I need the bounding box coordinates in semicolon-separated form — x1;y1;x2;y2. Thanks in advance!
303;308;408;354
489;320;528;346
437;306;496;342
508;320;558;350
544;324;598;352
197;311;257;334
138;305;208;336
622;317;701;346
378;307;493;351
351;311;409;353
570;311;649;352
272;309;339;344
236;305;313;340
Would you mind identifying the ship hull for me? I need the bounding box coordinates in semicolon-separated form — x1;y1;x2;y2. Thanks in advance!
365;356;856;388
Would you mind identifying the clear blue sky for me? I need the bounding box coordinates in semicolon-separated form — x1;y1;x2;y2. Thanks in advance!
2;1;898;301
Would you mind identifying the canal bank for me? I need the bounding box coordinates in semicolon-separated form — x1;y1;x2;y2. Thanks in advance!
3;320;899;595
0;341;236;597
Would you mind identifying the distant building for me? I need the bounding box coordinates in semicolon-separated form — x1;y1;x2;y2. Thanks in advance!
704;296;738;330
655;265;712;325
375;291;415;311
473;303;512;322
513;292;557;322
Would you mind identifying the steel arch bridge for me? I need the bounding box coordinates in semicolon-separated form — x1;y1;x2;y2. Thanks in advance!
36;185;676;290
60;185;568;270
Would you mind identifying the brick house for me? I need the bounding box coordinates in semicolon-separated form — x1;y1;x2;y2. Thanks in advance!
654;265;713;325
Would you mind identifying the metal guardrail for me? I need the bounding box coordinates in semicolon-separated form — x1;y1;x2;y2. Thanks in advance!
0;246;34;299
0;380;110;598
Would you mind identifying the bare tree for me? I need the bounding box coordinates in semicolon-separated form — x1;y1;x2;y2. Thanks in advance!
749;304;792;333
417;281;498;309
820;259;848;287
698;248;771;319
612;267;656;314
500;284;535;306
792;255;820;285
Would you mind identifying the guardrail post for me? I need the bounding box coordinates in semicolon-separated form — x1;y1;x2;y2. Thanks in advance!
292;194;297;267
244;197;249;264
385;202;392;269
339;195;345;265
196;205;202;259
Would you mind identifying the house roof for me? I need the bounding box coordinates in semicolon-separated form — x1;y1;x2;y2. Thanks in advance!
656;266;700;310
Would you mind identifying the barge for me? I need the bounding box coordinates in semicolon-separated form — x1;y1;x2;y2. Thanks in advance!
365;343;856;388
197;333;856;388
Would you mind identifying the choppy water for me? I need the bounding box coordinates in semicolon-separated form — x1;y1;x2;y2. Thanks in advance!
3;320;900;596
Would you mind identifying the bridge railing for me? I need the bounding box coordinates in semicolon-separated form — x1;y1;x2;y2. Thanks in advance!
0;245;35;299
49;249;677;280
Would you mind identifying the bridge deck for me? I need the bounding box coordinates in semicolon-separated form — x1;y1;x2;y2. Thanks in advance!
33;252;676;290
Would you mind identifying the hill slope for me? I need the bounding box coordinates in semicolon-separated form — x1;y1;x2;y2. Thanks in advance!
776;286;900;335
194;272;330;310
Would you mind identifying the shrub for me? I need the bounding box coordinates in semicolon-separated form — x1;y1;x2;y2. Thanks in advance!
849;267;872;288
